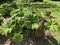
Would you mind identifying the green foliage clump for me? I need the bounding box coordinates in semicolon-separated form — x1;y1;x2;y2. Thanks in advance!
0;0;59;42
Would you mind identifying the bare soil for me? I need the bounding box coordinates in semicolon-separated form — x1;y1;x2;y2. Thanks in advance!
0;35;58;45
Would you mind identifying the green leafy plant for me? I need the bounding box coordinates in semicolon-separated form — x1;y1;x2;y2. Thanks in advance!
0;0;59;42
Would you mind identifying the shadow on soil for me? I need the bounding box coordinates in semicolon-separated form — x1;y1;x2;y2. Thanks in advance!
0;35;59;45
47;36;58;45
20;35;58;45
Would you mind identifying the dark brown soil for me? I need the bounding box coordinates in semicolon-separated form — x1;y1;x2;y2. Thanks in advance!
0;35;58;45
